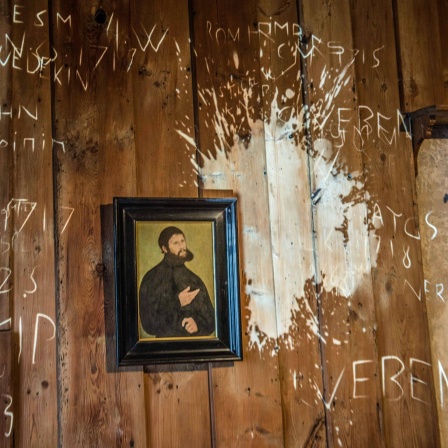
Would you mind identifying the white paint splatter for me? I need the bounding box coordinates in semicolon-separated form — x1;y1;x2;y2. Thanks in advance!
173;34;379;355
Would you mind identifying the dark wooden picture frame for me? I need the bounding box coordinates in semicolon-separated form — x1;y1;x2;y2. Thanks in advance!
113;197;242;365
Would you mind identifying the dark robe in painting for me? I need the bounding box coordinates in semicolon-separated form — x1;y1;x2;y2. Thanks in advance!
139;252;215;338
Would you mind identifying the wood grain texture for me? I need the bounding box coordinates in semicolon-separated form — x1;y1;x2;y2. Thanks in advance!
0;5;12;444
256;1;326;446
0;1;445;445
191;0;284;446
417;139;448;447
394;0;446;111
132;0;198;199
0;0;12;324
350;0;440;446
130;1;212;446
437;0;448;103
0;330;12;448
52;1;147;446
300;1;384;446
8;2;58;446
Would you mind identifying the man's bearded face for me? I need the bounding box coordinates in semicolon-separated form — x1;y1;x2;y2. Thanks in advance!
165;233;188;258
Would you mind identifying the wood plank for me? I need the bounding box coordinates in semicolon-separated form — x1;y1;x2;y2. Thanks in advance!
417;139;448;447
300;1;384;446
0;10;13;443
0;0;12;324
255;2;326;446
52;1;147;445
350;0;440;446
130;1;212;446
437;0;448;103
0;330;12;448
191;1;285;446
394;0;446;111
132;0;199;199
8;2;58;446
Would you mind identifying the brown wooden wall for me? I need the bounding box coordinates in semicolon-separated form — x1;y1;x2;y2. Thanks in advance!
0;0;447;446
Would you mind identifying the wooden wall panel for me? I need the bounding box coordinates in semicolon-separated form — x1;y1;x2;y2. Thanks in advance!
9;2;58;446
417;139;448;447
0;330;12;447
300;1;383;445
350;0;440;446
52;1;147;446
255;1;326;446
395;0;447;111
0;0;445;446
0;0;11;324
437;0;448;102
0;4;13;446
130;1;212;446
191;0;285;446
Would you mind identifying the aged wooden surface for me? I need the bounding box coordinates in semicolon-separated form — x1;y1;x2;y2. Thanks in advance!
131;1;212;446
9;1;58;446
191;0;284;445
351;0;440;446
0;5;12;446
437;0;448;102
0;330;11;448
417;139;448;447
0;0;11;324
0;0;446;446
256;1;326;446
394;0;446;112
52;1;146;446
301;0;384;445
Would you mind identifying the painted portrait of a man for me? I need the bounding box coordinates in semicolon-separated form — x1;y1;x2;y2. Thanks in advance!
137;222;216;339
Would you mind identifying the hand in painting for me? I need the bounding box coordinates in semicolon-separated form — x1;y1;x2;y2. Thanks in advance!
178;286;200;306
182;317;198;334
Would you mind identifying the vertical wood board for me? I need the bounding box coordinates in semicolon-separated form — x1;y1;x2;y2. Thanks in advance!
417;139;448;447
300;0;384;445
9;2;58;446
130;1;212;446
394;0;446;111
191;0;284;445
350;0;440;445
256;1;326;446
52;1;147;446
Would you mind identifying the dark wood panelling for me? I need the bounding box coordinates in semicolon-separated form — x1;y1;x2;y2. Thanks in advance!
52;1;147;446
350;0;440;446
395;0;446;111
437;0;448;103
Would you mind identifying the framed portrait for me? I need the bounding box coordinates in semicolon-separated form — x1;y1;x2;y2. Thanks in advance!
113;197;242;365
